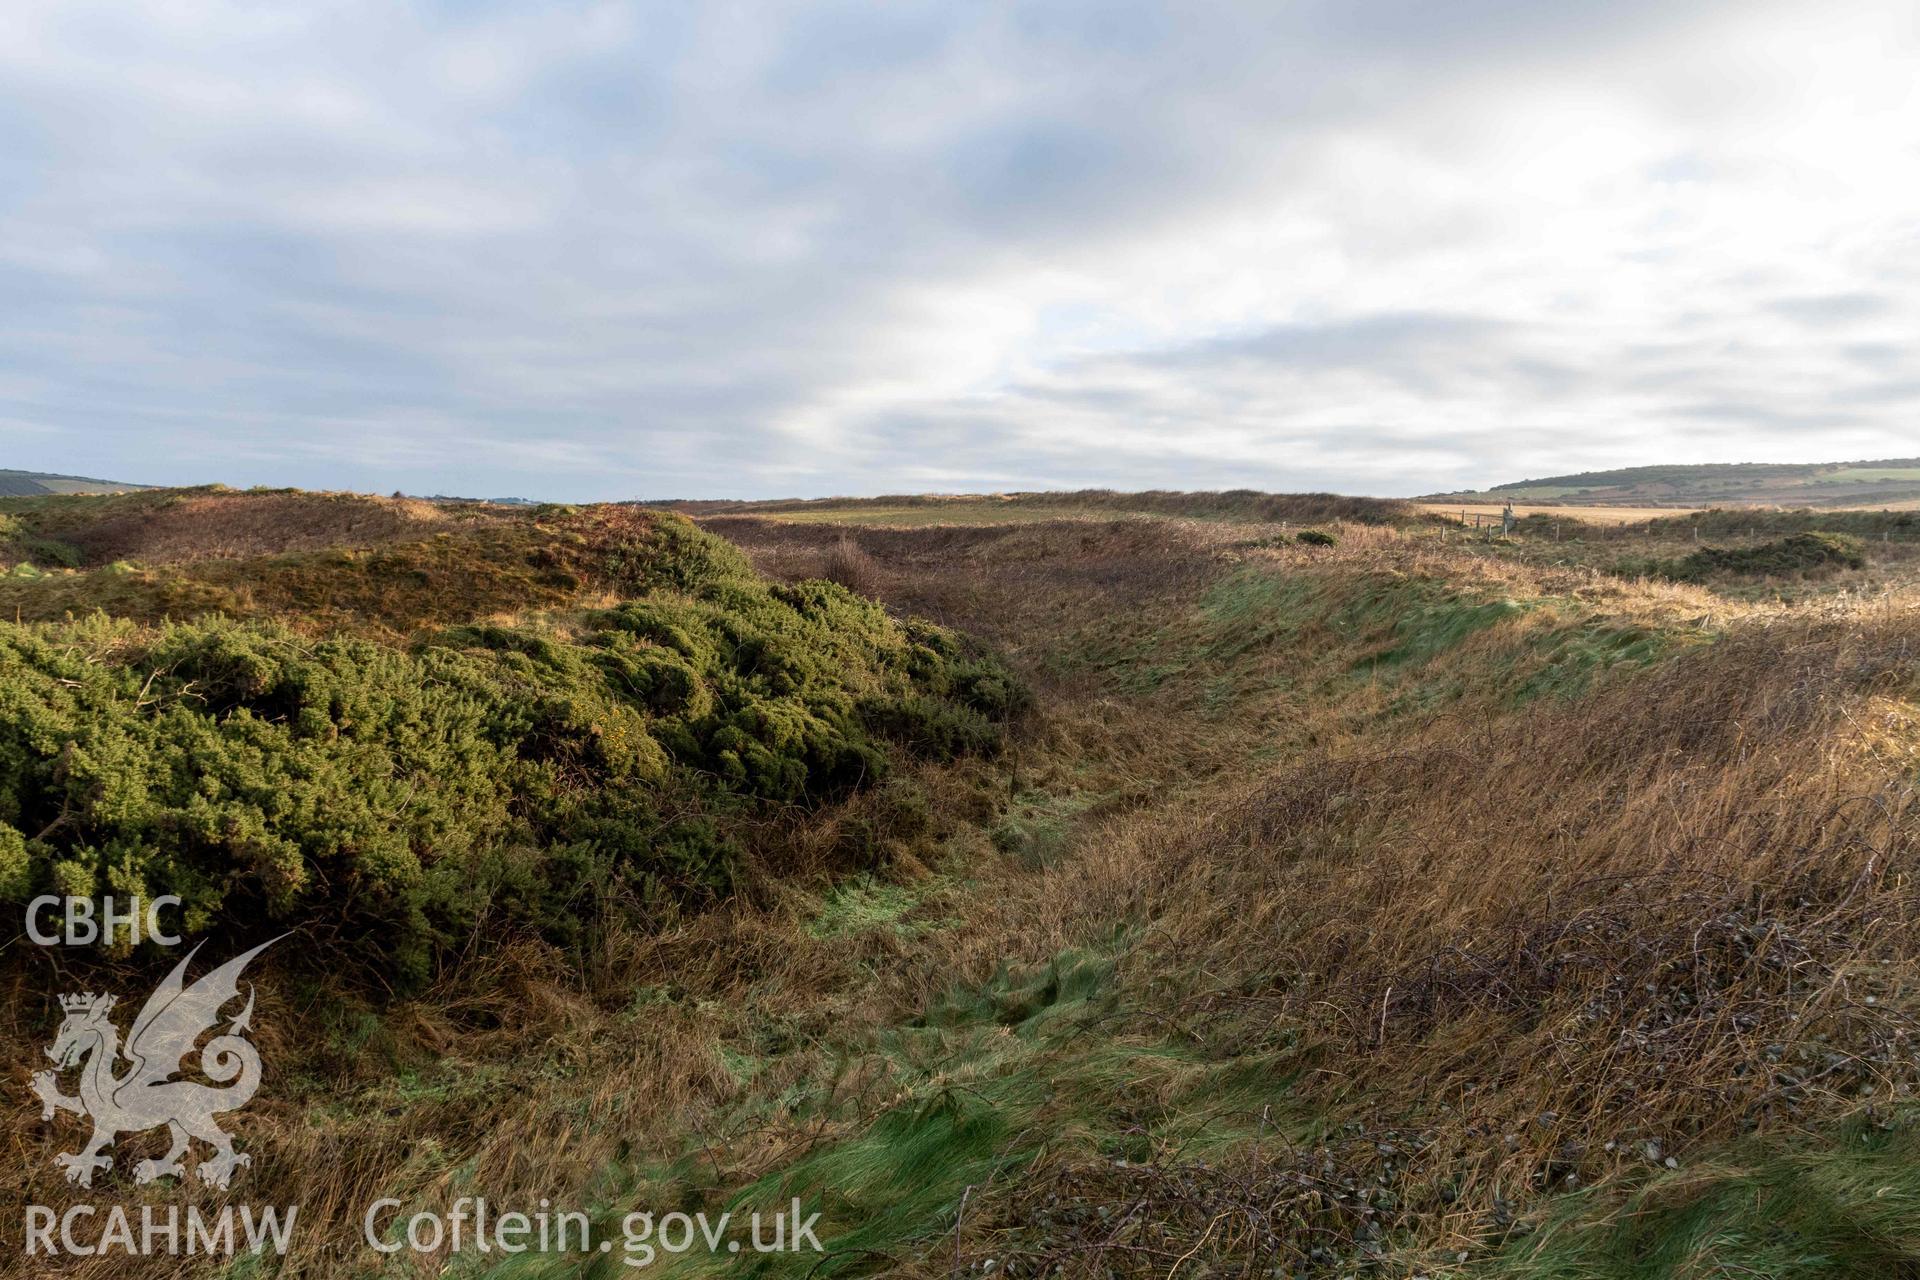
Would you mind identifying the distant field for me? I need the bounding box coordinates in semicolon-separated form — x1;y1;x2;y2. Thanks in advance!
738;491;1912;531
731;501;1156;526
1431;455;1920;509
0;467;149;496
1821;467;1920;484
1419;501;1700;525
708;495;1920;531
767;498;1702;528
669;489;1413;527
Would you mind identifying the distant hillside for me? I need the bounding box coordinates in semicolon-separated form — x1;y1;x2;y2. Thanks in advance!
658;488;1417;525
1428;458;1920;509
0;468;150;496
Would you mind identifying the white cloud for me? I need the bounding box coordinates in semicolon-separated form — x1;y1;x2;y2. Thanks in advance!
0;0;1915;498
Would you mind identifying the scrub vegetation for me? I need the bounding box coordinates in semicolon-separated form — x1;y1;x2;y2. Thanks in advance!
5;485;1920;1278
1623;530;1869;582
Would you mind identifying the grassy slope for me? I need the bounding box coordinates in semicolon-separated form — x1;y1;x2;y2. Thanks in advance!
681;512;1920;1278
6;491;1920;1278
563;509;1912;1279
0;468;150;496
1427;458;1920;509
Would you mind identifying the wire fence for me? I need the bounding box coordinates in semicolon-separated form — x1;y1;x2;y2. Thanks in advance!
1433;507;1920;544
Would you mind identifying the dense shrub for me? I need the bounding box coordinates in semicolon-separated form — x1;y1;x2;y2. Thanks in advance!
1630;531;1868;582
834;776;934;869
820;535;884;595
0;513;82;570
1649;507;1919;539
0;532;1021;982
1296;528;1339;547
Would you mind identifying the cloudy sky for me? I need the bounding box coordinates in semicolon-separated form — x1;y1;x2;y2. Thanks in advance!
1;1;1916;499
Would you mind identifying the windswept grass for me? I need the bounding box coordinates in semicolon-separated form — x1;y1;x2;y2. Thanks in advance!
1486;1112;1920;1279
705;510;1920;1276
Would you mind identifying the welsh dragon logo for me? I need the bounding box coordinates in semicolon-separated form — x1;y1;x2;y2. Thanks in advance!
29;939;277;1190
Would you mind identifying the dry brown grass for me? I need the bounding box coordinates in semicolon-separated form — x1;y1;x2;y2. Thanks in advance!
0;925;764;1277
904;551;1920;1271
20;488;508;567
705;513;1231;648
1419;501;1702;525
712;511;1920;1271
818;534;886;597
0;502;679;637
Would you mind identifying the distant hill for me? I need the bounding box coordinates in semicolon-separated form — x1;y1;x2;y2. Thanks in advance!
1427;458;1920;509
657;488;1416;525
0;468;150;497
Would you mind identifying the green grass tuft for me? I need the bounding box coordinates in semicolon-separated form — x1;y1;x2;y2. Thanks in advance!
1489;1112;1920;1280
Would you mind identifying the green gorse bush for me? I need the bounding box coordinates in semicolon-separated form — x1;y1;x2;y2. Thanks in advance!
0;523;1020;982
1622;531;1869;583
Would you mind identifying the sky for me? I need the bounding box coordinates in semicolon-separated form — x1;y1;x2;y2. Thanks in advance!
0;1;1916;500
